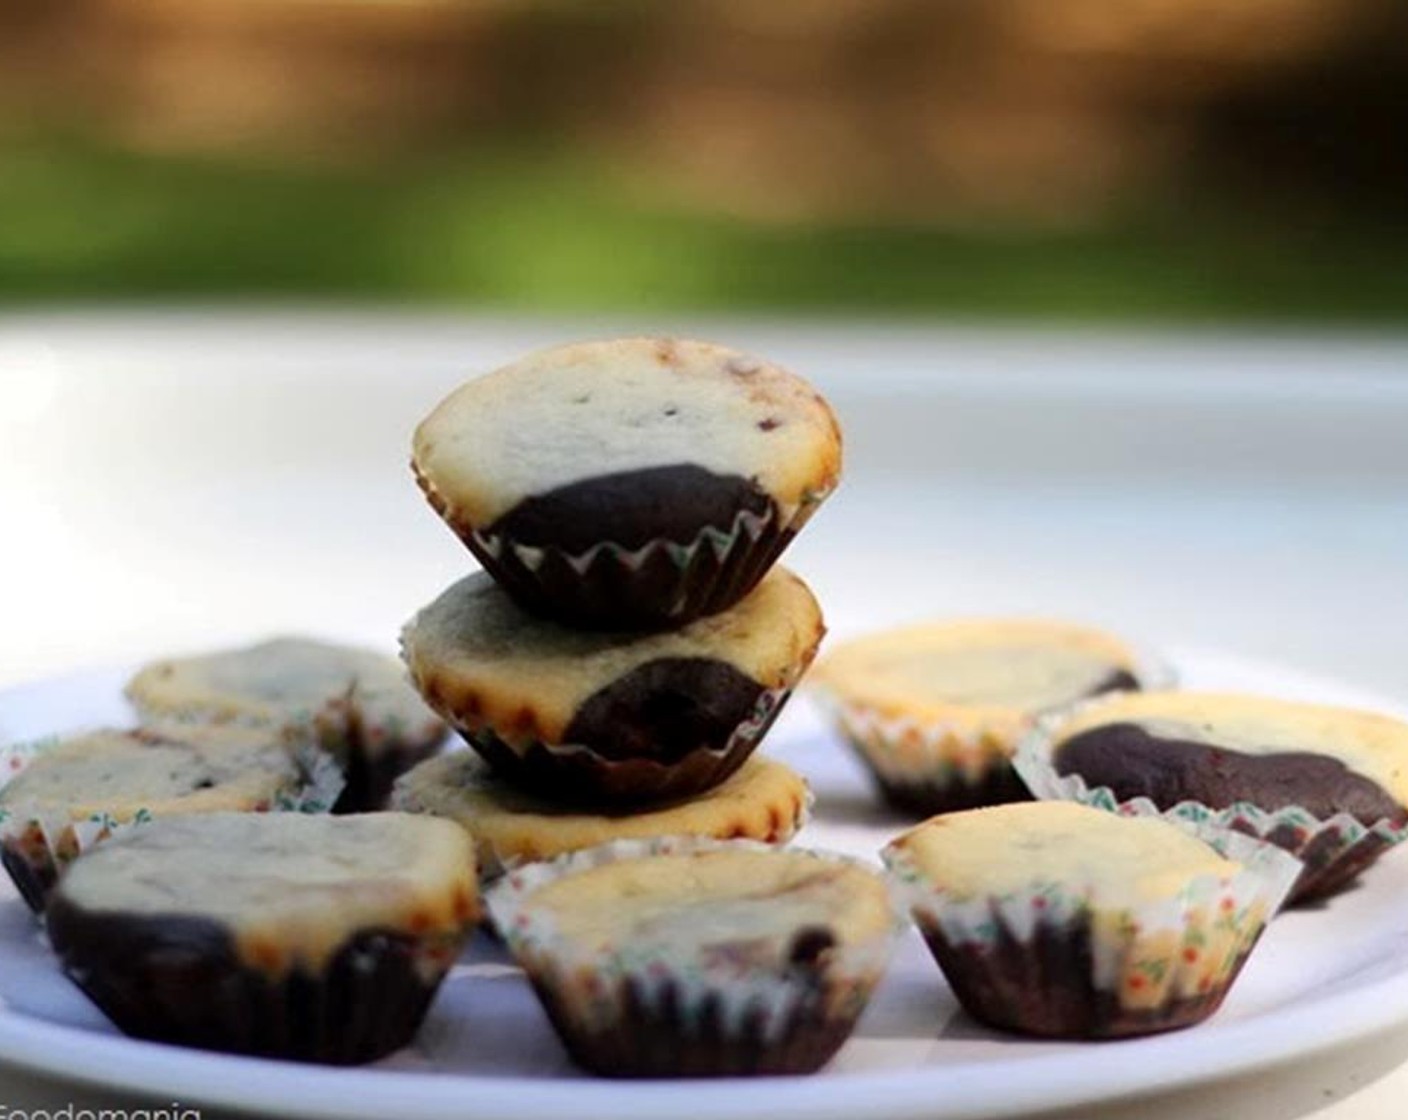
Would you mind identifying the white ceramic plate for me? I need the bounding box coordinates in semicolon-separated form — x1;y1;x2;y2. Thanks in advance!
2;648;1408;1120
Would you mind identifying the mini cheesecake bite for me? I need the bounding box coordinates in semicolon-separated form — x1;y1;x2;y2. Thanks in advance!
0;724;320;912
812;619;1154;816
127;636;447;812
882;802;1300;1039
391;751;810;883
412;337;842;629
1019;691;1408;901
46;812;478;1065
488;841;897;1077
401;566;824;804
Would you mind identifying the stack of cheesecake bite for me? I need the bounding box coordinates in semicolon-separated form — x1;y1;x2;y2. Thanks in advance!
392;337;844;885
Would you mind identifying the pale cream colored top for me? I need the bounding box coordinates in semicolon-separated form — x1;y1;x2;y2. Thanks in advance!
402;566;824;742
1053;691;1408;805
890;801;1238;904
127;636;444;757
812;619;1139;725
0;726;303;823
393;752;809;874
525;849;891;961
412;337;843;526
57;812;478;973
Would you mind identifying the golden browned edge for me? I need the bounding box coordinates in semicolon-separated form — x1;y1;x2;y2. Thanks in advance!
402;571;827;748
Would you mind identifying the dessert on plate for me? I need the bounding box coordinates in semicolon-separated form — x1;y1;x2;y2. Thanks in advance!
127;636;446;811
46;812;479;1064
882;801;1300;1038
401;566;823;804
0;723;334;912
392;751;810;886
488;837;899;1076
1015;690;1408;901
811;619;1158;816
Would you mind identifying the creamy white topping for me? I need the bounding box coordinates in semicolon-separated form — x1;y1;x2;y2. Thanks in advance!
127;637;443;758
891;801;1238;904
58;812;477;972
412;337;841;526
0;726;301;822
813;619;1139;724
524;849;890;963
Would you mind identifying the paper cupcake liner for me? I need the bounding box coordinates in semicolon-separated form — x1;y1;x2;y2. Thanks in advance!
812;650;1173;817
487;836;903;1077
457;682;794;806
0;734;344;915
882;822;1301;1039
1013;708;1408;903
418;459;832;631
46;897;466;1064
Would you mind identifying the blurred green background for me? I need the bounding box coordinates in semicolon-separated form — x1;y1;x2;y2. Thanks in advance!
3;0;1406;322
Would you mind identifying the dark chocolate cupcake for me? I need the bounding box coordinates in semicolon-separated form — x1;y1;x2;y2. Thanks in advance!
487;837;898;1077
882;802;1299;1039
0;724;336;914
811;619;1162;817
411;337;842;630
1015;690;1408;902
401;566;824;804
127;636;447;812
46;812;478;1064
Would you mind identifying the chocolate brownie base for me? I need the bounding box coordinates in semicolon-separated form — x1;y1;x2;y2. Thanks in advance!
46;900;450;1064
527;972;859;1077
867;765;1033;818
462;682;789;805
1;839;53;914
562;658;765;763
417;462;801;631
489;465;774;554
1054;723;1405;826
334;738;444;814
917;914;1252;1039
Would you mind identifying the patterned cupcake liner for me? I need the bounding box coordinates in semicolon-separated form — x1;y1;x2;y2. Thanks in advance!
811;650;1174;818
457;682;795;806
487;835;903;1077
1013;708;1408;903
0;734;344;915
46;899;467;1064
882;821;1301;1039
417;458;833;631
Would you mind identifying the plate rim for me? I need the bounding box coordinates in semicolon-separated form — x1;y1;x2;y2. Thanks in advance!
2;654;1408;1120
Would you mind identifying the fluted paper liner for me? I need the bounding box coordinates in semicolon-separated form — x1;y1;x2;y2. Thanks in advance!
1013;703;1408;903
0;733;344;914
882;821;1301;1038
457;681;795;806
418;456;834;631
487;836;903;1076
813;649;1175;816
